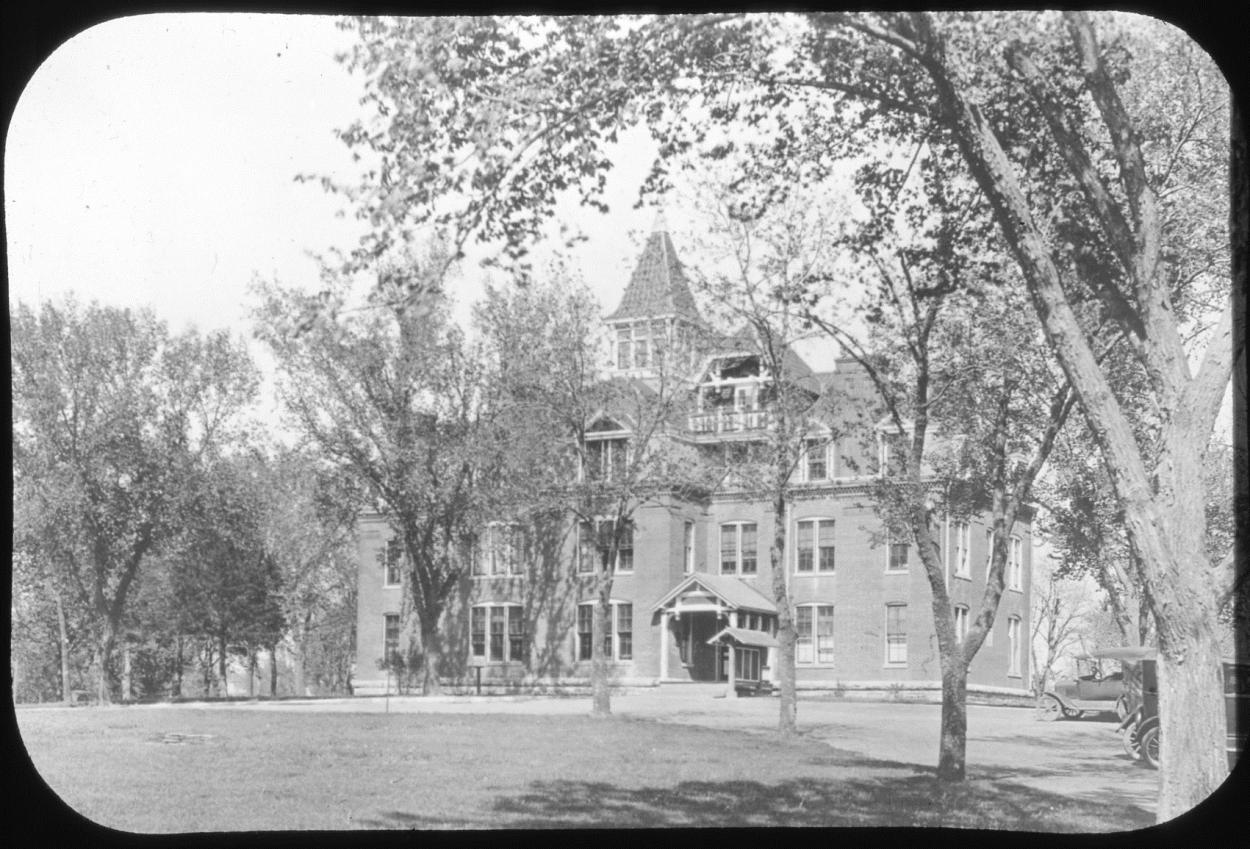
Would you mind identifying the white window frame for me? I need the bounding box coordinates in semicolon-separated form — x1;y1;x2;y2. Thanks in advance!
952;521;971;579
795;603;835;666
884;603;908;667
383;613;402;662
1007;615;1022;677
1008;536;1024;591
803;439;829;482
795;517;836;574
470;603;526;664
585;436;629;483
474;521;526;578
719;521;758;575
885;533;909;573
576;601;633;662
578;517;634;574
953;605;969;644
382;538;403;587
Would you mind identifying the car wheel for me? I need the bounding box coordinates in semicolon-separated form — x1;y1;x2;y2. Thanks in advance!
1140;724;1160;770
1038;695;1065;721
1121;724;1142;760
1114;695;1130;722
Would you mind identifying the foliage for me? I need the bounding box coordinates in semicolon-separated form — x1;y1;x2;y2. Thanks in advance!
253;247;500;695
11;297;258;702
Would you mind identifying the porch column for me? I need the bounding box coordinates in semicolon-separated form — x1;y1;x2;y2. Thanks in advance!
659;610;670;680
726;642;737;699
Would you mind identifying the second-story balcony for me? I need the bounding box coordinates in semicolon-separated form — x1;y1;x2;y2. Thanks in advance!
688;408;775;435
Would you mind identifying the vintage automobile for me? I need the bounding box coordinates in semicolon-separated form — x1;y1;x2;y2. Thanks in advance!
1038;650;1134;721
1117;650;1248;772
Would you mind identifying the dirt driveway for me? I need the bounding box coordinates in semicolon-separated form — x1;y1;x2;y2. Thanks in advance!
174;687;1159;818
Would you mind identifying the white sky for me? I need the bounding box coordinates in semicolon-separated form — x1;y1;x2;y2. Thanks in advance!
4;13;701;350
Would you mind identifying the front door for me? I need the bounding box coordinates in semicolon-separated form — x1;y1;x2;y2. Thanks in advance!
687;613;722;681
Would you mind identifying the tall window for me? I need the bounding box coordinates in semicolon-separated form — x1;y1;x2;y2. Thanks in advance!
471;604;526;663
805;439;828;481
1008;536;1023;590
576;604;593;660
634;324;651;368
587;438;628;482
616;327;632;369
577;602;632;661
719;522;757;575
796;604;835;665
1007;616;1022;676
887;537;909;572
383;538;403;586
879;431;908;476
984;528;995;579
474;522;525;577
953;521;970;578
885;604;907;665
383;614;401;664
616;603;633;661
684;521;695;574
578;518;633;573
796;519;835;573
953;605;969;644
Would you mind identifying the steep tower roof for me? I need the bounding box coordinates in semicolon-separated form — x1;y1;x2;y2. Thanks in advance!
605;212;704;324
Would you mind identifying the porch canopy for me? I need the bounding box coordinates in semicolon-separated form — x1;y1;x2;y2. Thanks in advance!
707;627;779;649
650;572;778;618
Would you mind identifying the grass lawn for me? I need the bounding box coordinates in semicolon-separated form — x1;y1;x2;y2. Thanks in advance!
16;705;1152;832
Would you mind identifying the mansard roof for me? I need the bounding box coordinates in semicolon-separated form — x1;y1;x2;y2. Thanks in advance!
605;215;704;325
718;324;816;381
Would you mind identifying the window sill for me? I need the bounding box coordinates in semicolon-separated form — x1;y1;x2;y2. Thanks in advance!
794;571;836;577
883;662;908;669
883;569;908;576
953;573;971;581
1007;586;1023;593
470;575;526;580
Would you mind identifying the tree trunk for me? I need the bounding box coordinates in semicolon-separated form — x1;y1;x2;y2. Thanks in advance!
269;644;279;697
938;657;969;781
93;620;117;705
55;591;72;706
173;634;182;698
1156;627;1227;821
591;585;612;717
419;619;444;696
770;493;797;736
217;634;228;698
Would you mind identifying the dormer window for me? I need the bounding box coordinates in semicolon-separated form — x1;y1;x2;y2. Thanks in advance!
586;437;628;482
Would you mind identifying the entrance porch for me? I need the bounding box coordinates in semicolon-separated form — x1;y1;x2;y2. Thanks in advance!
651;573;779;696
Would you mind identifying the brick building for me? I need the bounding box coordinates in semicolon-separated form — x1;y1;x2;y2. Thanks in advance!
353;218;1032;698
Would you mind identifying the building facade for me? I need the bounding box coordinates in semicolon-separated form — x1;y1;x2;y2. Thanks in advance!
353;220;1032;698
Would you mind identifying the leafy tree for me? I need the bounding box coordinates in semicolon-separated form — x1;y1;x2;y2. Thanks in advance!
253;448;359;697
254;248;498;695
170;456;285;697
327;12;1234;811
11;298;258;703
680;187;847;734
476;267;711;715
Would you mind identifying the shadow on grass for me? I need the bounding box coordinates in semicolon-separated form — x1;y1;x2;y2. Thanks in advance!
360;766;1155;831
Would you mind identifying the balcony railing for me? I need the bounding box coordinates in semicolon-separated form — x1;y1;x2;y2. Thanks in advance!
687;409;775;434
